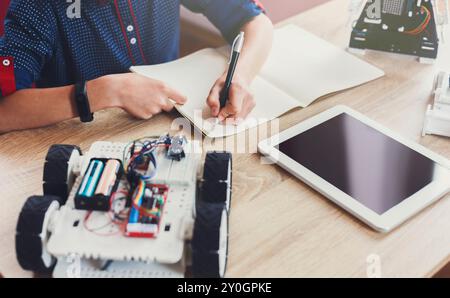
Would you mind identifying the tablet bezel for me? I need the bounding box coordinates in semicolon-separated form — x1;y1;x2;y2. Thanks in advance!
258;105;450;232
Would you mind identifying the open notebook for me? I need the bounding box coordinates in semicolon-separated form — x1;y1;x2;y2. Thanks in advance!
131;25;384;138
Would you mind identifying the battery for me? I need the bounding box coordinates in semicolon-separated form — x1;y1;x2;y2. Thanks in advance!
78;160;104;197
95;159;121;196
75;159;123;211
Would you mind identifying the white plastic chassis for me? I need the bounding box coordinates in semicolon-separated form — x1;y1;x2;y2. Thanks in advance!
44;141;201;278
423;71;450;137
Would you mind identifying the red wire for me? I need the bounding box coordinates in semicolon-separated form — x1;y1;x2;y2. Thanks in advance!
404;6;431;35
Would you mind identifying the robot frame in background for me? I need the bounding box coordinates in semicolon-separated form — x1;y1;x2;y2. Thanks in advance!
423;71;450;137
349;0;443;62
15;135;232;278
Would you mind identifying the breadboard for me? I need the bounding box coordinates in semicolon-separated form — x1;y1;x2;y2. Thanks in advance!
53;256;184;278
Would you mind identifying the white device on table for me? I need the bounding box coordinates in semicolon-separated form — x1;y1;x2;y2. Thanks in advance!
433;0;449;42
259;105;450;232
423;71;450;137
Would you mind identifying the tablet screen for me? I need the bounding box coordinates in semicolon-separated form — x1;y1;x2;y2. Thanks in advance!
277;113;437;214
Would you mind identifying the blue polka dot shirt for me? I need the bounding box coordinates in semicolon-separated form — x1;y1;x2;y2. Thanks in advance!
0;0;263;96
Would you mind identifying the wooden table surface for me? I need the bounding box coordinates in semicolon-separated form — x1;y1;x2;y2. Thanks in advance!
1;0;450;277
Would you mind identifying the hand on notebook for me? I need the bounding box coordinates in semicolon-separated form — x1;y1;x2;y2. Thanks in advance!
109;74;187;120
207;73;255;125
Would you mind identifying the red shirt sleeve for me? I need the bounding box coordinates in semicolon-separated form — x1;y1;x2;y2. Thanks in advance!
0;56;16;97
0;0;55;98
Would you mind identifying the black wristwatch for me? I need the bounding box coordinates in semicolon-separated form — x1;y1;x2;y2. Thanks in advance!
74;81;94;123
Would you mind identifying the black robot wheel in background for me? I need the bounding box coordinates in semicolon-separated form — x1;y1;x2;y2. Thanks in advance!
43;144;82;205
201;151;232;212
192;199;229;278
16;195;60;274
192;151;232;278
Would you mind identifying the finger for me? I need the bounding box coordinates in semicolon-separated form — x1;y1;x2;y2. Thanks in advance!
142;113;153;120
224;117;241;126
164;84;187;104
222;98;253;125
123;105;153;120
218;101;241;122
218;108;231;122
150;106;162;116
161;97;175;112
139;111;154;120
206;83;222;116
218;85;245;121
234;95;255;120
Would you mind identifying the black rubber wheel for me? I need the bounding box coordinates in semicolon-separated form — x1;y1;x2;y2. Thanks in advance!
201;151;232;211
192;200;229;278
43;144;81;205
16;195;60;274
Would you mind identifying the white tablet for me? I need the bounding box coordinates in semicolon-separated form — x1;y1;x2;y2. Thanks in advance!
258;105;450;232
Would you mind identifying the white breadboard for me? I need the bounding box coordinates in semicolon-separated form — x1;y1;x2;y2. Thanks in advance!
47;140;200;265
53;256;185;278
423;71;450;137
81;141;200;186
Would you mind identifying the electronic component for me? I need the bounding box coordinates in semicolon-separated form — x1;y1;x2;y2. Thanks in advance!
124;134;189;188
167;135;187;161
382;0;405;16
349;0;439;61
75;159;123;211
124;135;171;187
126;181;168;238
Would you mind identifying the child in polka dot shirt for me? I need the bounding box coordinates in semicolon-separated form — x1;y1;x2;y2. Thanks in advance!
0;0;273;133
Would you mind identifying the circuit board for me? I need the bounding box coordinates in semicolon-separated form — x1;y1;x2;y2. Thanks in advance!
349;0;439;59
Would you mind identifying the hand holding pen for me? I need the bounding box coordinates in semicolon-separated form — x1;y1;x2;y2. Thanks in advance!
207;32;256;125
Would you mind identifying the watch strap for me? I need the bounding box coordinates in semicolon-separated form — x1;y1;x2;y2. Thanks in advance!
74;81;94;123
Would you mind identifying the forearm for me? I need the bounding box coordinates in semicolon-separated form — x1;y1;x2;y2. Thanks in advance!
0;76;117;133
234;14;274;83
